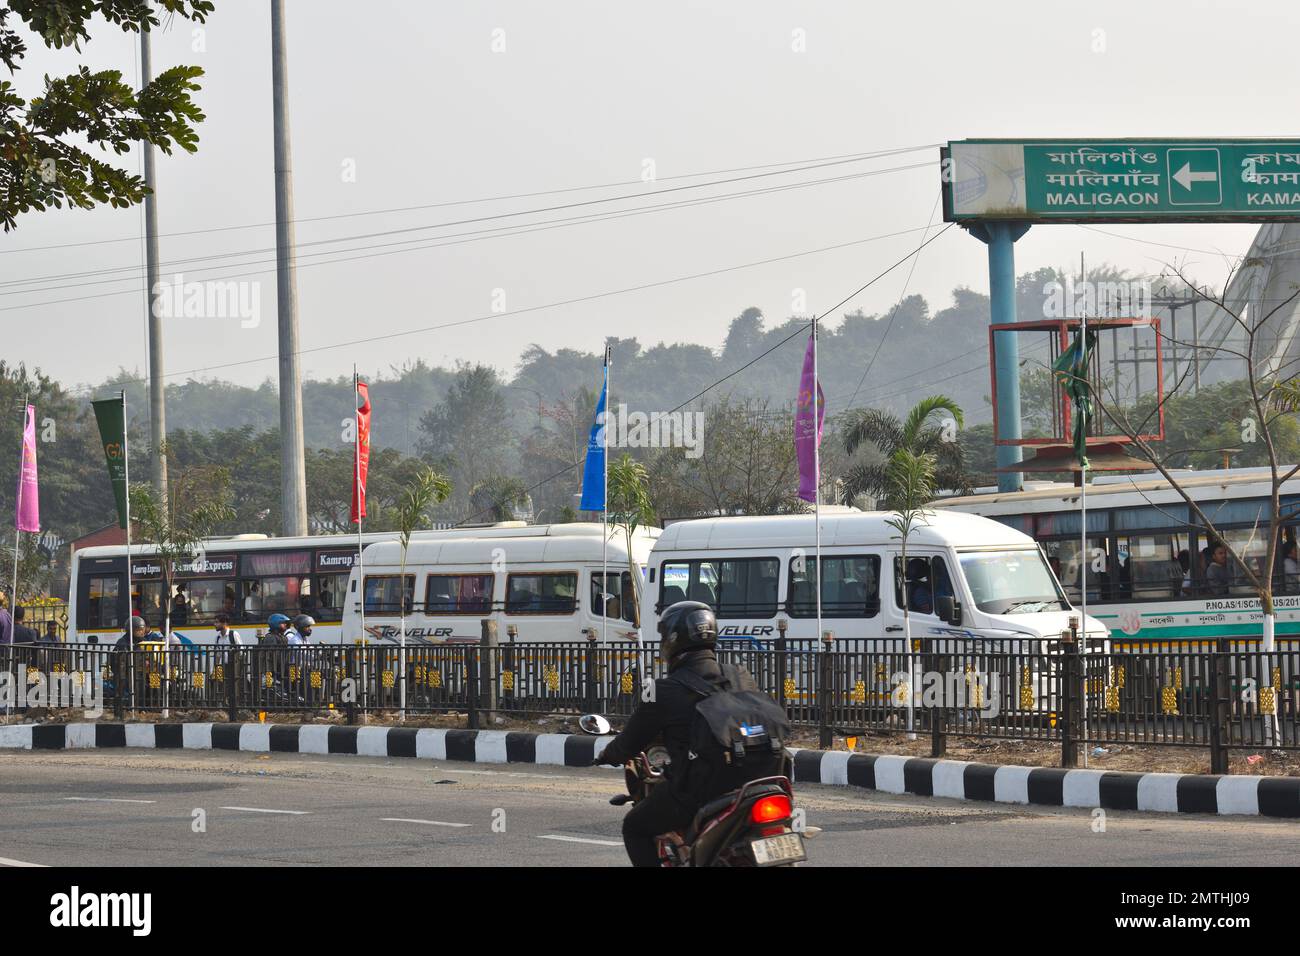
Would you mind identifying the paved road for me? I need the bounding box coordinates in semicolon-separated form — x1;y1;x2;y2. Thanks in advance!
1;749;1298;867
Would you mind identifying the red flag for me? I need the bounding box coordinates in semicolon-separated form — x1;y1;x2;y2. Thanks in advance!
351;381;371;523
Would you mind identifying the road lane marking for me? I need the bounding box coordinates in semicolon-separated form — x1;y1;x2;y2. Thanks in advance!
381;818;472;828
63;797;157;804
219;806;310;815
0;856;46;867
537;835;623;847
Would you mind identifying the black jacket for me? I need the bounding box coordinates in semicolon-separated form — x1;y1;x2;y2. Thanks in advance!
599;649;725;784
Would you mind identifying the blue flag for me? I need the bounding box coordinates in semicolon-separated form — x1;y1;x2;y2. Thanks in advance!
579;365;608;512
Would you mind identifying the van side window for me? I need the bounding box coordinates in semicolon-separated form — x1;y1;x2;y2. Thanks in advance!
789;555;880;618
655;558;778;618
365;575;414;614
505;572;577;615
426;574;494;615
893;556;953;616
592;571;636;623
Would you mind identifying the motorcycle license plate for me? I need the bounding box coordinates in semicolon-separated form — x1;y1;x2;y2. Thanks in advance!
750;832;806;866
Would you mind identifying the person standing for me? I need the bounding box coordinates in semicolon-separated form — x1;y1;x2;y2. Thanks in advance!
0;593;12;647
11;606;38;644
41;620;60;644
213;611;243;647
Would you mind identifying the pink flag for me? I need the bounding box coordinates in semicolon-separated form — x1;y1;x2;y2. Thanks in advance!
794;331;825;503
16;404;39;533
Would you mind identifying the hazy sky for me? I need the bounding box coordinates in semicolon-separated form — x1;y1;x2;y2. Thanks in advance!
6;0;1283;395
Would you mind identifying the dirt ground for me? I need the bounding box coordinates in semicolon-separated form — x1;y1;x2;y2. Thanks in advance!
4;708;1298;777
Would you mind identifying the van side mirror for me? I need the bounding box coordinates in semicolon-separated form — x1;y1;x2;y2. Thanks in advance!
936;595;961;626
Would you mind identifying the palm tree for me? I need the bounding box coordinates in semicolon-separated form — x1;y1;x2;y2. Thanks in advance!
607;453;656;631
396;466;452;719
840;395;970;506
469;475;530;522
883;448;937;739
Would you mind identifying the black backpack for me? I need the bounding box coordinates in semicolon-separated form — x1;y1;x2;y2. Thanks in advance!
669;663;791;803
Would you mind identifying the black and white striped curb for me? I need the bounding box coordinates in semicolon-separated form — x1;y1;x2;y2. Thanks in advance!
4;723;1298;818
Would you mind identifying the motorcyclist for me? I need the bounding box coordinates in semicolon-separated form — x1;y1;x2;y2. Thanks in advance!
262;613;291;646
290;614;314;644
595;600;774;867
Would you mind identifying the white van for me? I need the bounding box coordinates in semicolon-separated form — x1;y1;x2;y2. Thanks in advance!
641;508;1109;647
341;523;660;645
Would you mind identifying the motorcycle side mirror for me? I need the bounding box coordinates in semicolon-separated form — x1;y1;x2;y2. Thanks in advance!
578;714;611;736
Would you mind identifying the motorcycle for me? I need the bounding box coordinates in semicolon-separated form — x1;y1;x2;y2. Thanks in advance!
579;714;814;867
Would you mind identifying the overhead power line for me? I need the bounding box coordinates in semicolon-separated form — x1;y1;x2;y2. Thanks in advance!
1;142;942;257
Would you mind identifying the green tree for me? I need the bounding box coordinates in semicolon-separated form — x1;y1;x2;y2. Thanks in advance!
882;447;937;738
0;0;213;231
607;453;656;630
468;474;530;523
128;457;233;714
840;395;970;505
394;466;451;717
417;364;513;518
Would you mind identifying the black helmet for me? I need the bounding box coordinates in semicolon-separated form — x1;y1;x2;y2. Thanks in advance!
292;614;315;633
657;601;717;662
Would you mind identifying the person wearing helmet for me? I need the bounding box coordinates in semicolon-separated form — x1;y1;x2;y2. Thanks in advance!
291;614;314;644
262;612;291;646
595;600;765;867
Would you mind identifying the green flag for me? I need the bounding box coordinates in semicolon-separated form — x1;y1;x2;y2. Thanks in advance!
1052;329;1098;469
92;396;129;529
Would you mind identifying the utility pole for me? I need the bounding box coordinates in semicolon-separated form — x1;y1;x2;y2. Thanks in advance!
272;0;308;536
141;23;167;501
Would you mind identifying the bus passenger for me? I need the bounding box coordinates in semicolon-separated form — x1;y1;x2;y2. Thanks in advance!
1205;543;1231;596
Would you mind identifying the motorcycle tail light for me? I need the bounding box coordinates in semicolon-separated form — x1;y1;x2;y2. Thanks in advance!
750;794;792;824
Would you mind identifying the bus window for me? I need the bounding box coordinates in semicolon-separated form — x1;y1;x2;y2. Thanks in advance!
177;578;229;624
789;555;880;618
505;573;577;615
1042;538;1112;603
1114;534;1186;600
365;575;414;614
85;576;122;629
315;573;349;621
426;574;494;614
136;581;166;629
591;571;635;622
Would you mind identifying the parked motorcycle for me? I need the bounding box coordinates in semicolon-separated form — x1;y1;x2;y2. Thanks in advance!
579;714;813;867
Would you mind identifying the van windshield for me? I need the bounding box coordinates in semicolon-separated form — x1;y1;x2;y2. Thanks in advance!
958;550;1068;614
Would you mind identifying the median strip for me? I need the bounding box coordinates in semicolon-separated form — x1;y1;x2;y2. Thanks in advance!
5;721;1298;819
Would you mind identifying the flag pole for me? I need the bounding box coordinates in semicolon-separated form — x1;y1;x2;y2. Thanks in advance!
12;392;27;609
602;345;610;646
123;389;135;717
1079;254;1089;769
355;366;365;647
812;318;823;648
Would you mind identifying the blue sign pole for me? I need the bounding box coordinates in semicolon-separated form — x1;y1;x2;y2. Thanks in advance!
970;221;1030;492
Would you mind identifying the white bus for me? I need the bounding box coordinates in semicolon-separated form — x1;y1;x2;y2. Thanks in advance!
69;531;400;645
931;467;1300;647
639;507;1109;646
341;522;661;645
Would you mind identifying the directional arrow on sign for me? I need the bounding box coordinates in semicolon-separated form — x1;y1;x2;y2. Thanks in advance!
1173;162;1218;191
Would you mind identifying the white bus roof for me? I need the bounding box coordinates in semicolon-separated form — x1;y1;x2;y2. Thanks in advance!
933;467;1300;517
360;522;661;568
652;510;1033;551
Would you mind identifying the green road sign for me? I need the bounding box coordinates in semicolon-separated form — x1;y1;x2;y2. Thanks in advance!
942;139;1300;223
